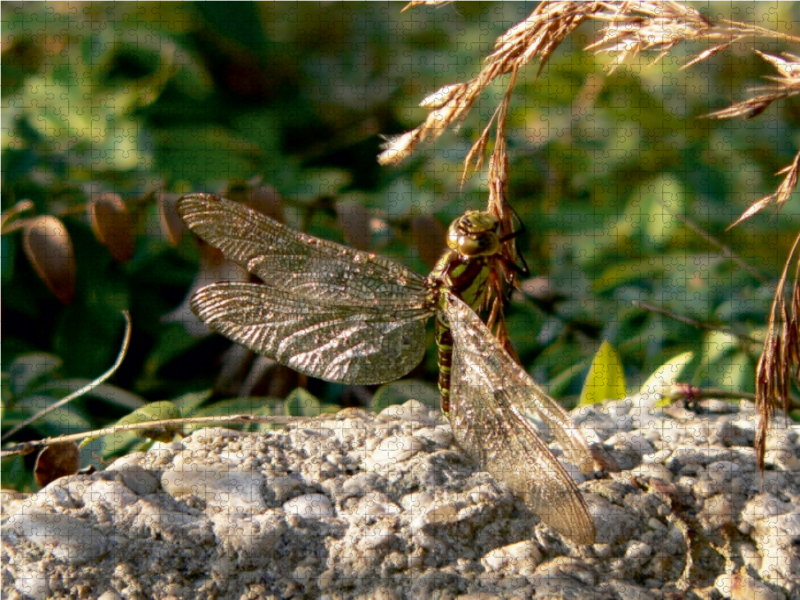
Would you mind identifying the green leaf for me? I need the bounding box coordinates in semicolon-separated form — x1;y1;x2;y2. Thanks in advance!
80;400;182;449
578;341;627;406
545;357;592;399
371;379;440;413
116;400;182;437
285;169;352;204
170;390;214;416
15;394;91;435
696;330;738;384
142;324;202;379
643;174;686;249
8;353;63;397
35;380;146;411
193;396;283;416
153;126;263;182
1;454;31;492
53;302;127;379
639;351;695;398
1;235;16;284
284;388;322;417
189;396;284;433
706;351;754;392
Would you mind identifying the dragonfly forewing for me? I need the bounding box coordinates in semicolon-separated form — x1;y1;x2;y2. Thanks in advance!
177;194;430;307
444;293;596;544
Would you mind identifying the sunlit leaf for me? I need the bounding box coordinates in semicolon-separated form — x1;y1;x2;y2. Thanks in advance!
697;330;739;382
639;351;694;398
642;175;686;249
170;390;214;416
578;341;627;406
189;396;283;432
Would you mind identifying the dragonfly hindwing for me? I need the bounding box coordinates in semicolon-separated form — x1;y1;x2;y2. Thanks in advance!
444;292;595;544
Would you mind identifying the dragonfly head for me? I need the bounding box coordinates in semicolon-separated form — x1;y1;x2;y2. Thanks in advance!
447;211;501;258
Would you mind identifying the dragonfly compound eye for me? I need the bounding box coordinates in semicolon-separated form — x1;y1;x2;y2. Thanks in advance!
446;211;501;257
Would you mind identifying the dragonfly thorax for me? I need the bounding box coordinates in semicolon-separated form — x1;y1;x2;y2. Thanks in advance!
446;210;501;258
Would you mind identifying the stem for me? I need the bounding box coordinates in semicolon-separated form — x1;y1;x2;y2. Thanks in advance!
1;413;309;458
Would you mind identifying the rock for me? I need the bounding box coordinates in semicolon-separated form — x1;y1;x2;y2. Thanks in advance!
3;512;108;565
282;493;335;518
1;398;798;599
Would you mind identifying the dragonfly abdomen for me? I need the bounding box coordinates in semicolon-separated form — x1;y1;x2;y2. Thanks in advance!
431;252;493;415
435;314;454;415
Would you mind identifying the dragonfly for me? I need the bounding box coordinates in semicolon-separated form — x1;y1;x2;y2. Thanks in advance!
177;193;596;544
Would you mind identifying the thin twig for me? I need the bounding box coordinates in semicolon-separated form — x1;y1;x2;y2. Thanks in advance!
668;385;800;409
632;300;758;345
0;413;310;458
671;212;771;286
2;311;133;442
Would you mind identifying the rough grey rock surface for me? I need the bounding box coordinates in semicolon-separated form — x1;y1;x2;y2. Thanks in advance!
2;397;799;600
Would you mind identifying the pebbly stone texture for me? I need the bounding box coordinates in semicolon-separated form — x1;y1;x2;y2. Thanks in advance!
2;397;799;600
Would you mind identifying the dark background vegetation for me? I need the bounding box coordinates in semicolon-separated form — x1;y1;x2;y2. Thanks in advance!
3;2;800;489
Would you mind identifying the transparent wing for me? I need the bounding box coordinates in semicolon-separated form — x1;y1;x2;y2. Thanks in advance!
443;293;595;544
191;282;432;385
177;194;429;308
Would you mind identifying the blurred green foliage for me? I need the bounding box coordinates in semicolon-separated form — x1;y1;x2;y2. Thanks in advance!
3;2;800;489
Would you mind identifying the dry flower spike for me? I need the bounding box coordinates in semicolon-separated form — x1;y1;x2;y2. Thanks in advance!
754;232;800;470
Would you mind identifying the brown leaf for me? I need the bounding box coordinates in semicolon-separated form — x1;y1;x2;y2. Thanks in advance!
161;236;248;336
225;182;249;204
88;193;134;262
159;192;185;246
213;343;257;398
240;359;298;399
247;185;284;223
34;441;81;487
411;215;446;268
22;215;77;304
338;202;371;251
